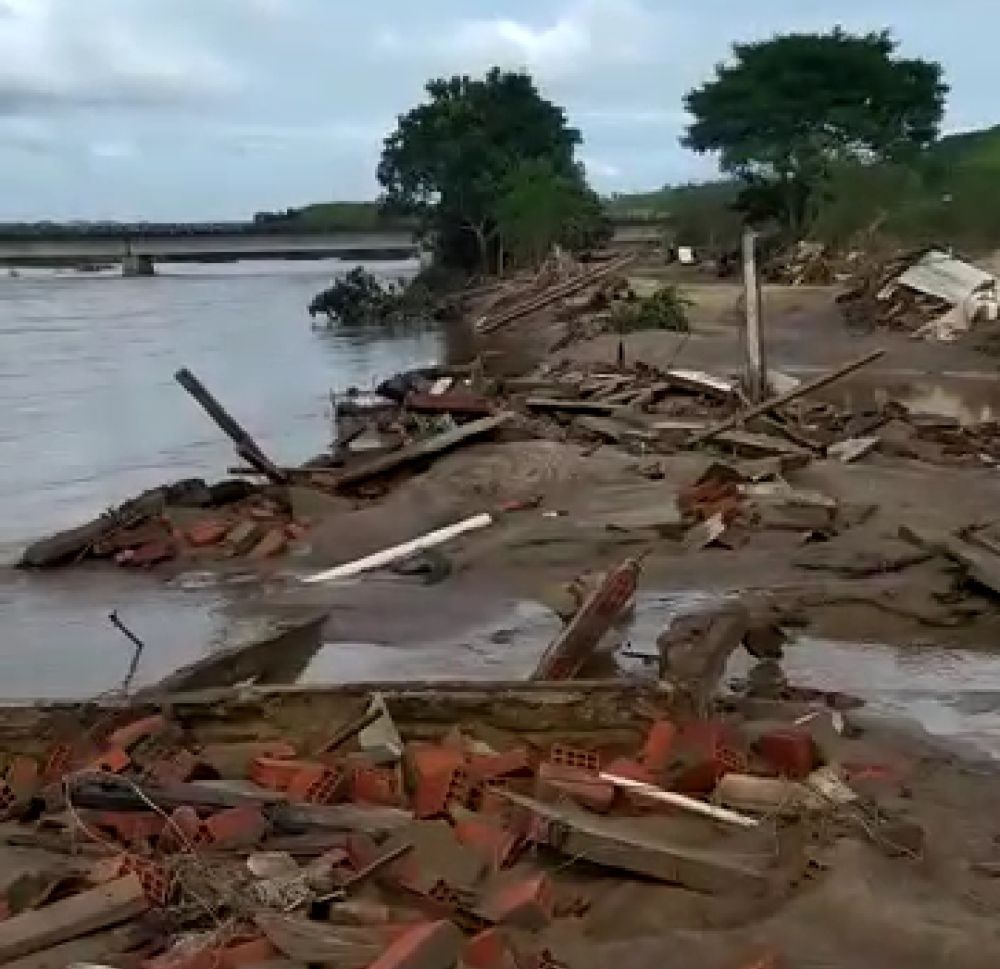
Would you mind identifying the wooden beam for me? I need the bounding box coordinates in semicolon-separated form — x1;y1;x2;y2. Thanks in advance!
334;413;513;490
690;350;885;446
0;875;148;964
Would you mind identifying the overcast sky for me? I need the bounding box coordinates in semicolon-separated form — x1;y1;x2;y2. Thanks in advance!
0;0;993;221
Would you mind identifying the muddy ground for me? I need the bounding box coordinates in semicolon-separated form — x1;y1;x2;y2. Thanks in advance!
6;276;1000;967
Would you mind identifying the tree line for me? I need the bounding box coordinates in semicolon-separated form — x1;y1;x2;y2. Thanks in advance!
298;28;965;273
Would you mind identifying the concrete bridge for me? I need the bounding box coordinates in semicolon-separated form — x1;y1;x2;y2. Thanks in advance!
0;220;665;274
0;230;421;274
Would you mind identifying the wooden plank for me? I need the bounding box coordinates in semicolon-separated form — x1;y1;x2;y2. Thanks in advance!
334;413;513;490
742;227;766;401
404;391;492;416
664;369;736;399
532;558;641;679
690;350;885;446
501;792;767;895
0;875;148;964
477;253;637;334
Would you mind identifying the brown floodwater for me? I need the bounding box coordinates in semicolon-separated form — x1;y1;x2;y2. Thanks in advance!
0;259;444;697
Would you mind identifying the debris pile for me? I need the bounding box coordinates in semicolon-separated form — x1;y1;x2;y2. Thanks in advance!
0;665;918;968
18;478;308;570
837;249;999;341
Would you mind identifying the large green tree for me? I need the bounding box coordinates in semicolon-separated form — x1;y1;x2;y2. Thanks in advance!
377;68;597;272
682;29;947;231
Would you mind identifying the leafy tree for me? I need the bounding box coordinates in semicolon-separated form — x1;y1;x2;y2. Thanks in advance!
378;68;585;272
683;29;947;232
495;159;609;268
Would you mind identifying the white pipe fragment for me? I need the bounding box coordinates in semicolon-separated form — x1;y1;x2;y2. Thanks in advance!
301;513;494;584
600;772;759;829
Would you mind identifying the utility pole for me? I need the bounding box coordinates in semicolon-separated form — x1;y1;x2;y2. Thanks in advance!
742;226;766;401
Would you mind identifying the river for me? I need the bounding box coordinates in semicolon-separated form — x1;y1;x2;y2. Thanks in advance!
0;259;444;697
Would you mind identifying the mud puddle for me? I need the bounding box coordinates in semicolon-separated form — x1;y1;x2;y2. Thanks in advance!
622;591;1000;759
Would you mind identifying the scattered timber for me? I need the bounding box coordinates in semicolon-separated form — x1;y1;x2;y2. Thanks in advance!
899;524;1000;597
0;875;148;964
477;253;638;334
175;367;288;485
690;350;885;446
334;413;514;491
600;773;759;828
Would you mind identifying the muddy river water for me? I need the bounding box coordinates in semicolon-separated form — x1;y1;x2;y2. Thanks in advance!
2;263;1000;761
0;259;443;695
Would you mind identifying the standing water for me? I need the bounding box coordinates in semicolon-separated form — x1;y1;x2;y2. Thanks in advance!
0;259;444;696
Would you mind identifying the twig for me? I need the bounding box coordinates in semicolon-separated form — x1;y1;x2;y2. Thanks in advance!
108;610;146;692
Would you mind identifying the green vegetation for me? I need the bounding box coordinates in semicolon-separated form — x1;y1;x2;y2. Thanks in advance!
683;30;946;233
308;267;434;324
377;67;608;273
612;286;691;333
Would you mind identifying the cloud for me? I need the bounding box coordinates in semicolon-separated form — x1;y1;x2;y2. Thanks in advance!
0;0;239;116
380;0;663;82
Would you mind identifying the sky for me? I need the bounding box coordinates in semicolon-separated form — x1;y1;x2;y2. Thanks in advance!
0;0;994;221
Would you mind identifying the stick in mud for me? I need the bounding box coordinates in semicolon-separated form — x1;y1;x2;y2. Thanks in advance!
108;610;146;692
174;367;288;485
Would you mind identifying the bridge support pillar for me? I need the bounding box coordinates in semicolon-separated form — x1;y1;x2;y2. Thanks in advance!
122;254;155;277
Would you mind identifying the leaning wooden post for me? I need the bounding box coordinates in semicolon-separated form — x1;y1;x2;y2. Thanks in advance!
742;227;765;401
174;367;288;485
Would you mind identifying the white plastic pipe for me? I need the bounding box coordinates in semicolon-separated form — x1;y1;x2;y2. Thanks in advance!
302;513;494;584
600;772;759;829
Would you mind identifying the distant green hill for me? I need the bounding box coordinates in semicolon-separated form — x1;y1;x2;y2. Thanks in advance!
605;124;1000;251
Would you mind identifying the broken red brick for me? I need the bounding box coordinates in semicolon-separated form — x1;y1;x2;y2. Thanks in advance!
640;720;677;773
670;721;747;794
548;743;600;773
287;763;347;805
249;756;316;791
248;526;287;560
158;805;208;852
201;806;268;849
481;872;554;930
413;766;469;819
536;762;614;814
351;764;403;806
92;811;167;846
757;728;815;780
89;746;131;775
406;743;465;787
186;520;230;548
467;748;531;782
5;756;40;799
367;919;463;969
106;714;168;751
454;818;523;871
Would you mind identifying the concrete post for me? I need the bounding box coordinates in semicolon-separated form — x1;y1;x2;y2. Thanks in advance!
122;254;155;277
742;227;765;401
